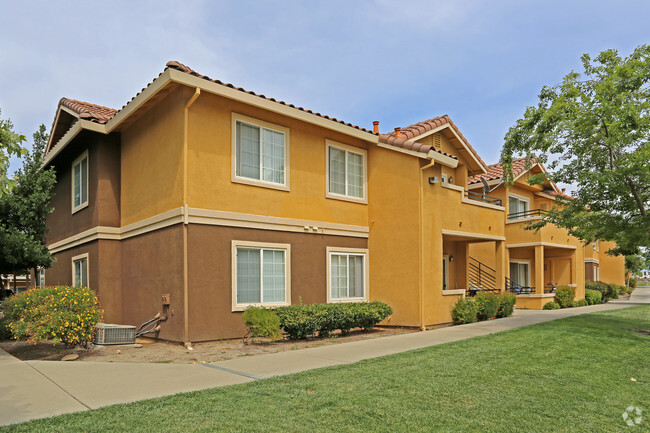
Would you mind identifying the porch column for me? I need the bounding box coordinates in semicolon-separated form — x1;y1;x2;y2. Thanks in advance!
535;245;544;294
495;240;506;292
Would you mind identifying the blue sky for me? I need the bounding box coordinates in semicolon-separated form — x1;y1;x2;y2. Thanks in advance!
1;0;649;172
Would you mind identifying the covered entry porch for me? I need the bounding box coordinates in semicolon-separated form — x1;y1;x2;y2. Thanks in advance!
506;242;578;309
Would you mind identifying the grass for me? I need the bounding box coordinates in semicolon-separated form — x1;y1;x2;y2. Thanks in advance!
3;306;649;432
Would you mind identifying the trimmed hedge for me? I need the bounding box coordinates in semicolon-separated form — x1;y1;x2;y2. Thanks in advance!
574;299;588;307
1;286;102;346
274;301;392;340
543;301;560;310
475;292;500;321
242;306;282;340
584;289;602;305
585;280;620;303
554;286;575;308
496;292;517;318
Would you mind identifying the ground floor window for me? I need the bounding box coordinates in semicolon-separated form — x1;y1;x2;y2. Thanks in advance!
72;254;89;288
232;241;290;310
37;268;45;287
327;248;368;302
509;261;530;287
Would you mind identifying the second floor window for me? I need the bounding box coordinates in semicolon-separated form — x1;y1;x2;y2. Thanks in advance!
235;120;286;186
72;151;88;213
327;143;366;201
508;195;529;219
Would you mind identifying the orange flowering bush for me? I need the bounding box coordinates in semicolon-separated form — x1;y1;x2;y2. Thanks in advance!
1;285;103;346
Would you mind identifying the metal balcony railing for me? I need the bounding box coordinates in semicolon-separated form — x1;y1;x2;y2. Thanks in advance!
507;208;549;220
464;189;502;206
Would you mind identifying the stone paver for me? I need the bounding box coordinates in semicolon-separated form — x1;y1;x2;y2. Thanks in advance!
0;287;647;427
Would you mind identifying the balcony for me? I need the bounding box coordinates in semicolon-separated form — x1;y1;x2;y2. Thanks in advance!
463;189;502;206
507;208;548;220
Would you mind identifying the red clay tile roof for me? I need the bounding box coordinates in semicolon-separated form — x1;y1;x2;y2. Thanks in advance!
378;115;483;165
59;98;118;124
468;157;534;185
163;61;376;135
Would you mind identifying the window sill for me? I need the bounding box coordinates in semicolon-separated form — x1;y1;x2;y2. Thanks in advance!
231;176;290;192
232;302;290;312
325;192;368;205
72;202;89;215
328;297;368;303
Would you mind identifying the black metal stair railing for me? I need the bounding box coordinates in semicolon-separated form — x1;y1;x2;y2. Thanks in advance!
467;257;500;296
505;276;535;295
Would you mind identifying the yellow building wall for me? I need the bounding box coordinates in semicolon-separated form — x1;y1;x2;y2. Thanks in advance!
367;147;422;327
598;241;625;285
120;87;186;225
186;90;370;226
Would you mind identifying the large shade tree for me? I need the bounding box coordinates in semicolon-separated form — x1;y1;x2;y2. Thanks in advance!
0;109;27;195
501;45;650;256
0;125;56;283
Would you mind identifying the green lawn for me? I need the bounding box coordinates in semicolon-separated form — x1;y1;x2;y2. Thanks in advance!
3;306;649;433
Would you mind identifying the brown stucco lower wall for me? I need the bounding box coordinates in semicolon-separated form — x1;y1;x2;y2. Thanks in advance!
120;225;184;342
187;225;368;341
46;240;122;323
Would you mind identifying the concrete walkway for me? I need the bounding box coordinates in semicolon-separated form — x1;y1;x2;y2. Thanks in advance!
1;287;648;427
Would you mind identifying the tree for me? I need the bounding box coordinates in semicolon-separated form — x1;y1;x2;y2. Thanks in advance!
501;45;650;256
0;125;56;282
625;254;646;288
0;109;28;195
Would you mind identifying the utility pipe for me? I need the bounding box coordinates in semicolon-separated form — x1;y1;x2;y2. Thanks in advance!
183;88;201;348
418;159;435;331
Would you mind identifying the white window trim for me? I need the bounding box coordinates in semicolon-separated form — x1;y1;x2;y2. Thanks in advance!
231;113;290;192
509;259;531;287
71;150;89;214
508;193;530;219
71;253;89;287
231;240;291;311
325;140;368;204
326;247;369;303
37;267;45;287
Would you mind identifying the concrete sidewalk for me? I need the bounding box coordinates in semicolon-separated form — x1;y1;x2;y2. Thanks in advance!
1;287;648;427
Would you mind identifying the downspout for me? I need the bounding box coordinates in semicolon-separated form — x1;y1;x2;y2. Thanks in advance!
183;88;201;349
419;158;435;331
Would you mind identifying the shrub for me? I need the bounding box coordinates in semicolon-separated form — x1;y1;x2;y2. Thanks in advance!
496;292;517;318
474;292;500;321
584;289;602;305
242;306;282;341
274;301;392;340
452;298;478;325
605;284;619;300
574;299;588;307
543;301;560;310
0;317;12;341
1;286;102;346
628;277;638;289
274;304;320;340
554;286;575;308
585;280;612;303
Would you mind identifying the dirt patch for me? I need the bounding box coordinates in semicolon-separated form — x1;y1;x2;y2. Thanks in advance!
632;329;650;336
0;327;416;364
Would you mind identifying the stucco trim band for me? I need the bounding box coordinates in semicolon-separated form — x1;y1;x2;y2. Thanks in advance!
441;229;506;241
506;242;577;250
49;207;369;253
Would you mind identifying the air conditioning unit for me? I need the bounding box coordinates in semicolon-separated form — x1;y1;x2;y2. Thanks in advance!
94;323;136;345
